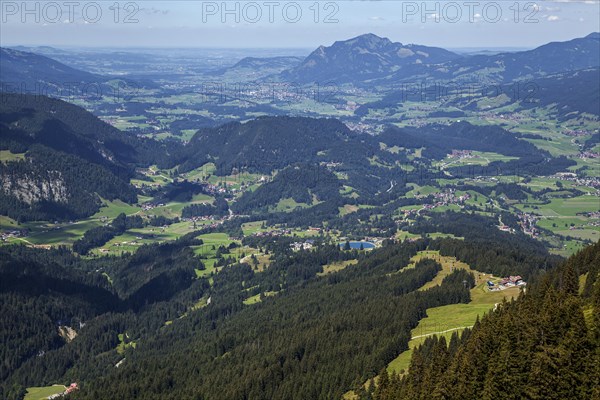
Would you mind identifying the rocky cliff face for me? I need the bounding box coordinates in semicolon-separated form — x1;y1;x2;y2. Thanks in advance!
1;171;69;204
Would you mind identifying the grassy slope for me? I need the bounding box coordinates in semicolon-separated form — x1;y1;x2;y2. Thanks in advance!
387;251;521;374
344;250;521;399
24;385;67;400
318;260;358;276
0;150;26;163
192;233;243;278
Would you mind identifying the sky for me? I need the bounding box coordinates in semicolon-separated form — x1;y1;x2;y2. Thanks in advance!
1;0;599;49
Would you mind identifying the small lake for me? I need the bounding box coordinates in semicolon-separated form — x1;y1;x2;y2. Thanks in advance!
339;241;375;250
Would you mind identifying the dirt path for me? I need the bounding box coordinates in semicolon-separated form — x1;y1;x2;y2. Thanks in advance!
411;325;473;340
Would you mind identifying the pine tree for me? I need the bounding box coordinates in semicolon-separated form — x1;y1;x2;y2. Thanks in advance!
593;281;600;400
560;262;580;296
424;337;449;400
376;368;390;399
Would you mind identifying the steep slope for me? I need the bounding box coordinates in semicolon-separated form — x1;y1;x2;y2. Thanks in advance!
373;241;600;399
231;163;342;213
0;94;175;166
183;116;382;174
0;246;121;396
38;233;555;400
0;236;203;400
0;94;178;220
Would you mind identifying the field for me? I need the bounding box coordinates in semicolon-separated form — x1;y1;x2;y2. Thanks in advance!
88;220;203;257
436;151;518;169
514;194;600;244
24;385;66;400
241;220;267;236
192;233;243;277
240;251;271;272
395;231;421;241
318;259;358;276
519;195;599;217
400;250;471;291
0;215;19;230
405;184;439;198
2;194;219;251
273;197;310;212
243;290;278;305
1;200;141;247
0;150;25;163
183;163;267;192
116;333;137;354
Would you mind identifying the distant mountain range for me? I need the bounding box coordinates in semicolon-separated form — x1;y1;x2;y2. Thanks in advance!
436;32;600;83
0;48;102;90
0;47;157;93
218;56;303;73
214;56;304;81
8;45;71;56
5;33;598;90
280;32;600;85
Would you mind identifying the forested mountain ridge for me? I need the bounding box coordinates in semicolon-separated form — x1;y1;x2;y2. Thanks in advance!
451;31;600;82
183;116;381;174
0;94;179;220
371;241;600;400
215;56;304;79
377;122;575;178
0;233;206;400
378;121;543;159
231;163;342;213
0;94;177;167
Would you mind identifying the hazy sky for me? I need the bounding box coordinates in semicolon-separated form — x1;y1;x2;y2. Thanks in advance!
1;1;599;49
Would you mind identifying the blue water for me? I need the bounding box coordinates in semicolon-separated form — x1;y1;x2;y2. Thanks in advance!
339;241;375;250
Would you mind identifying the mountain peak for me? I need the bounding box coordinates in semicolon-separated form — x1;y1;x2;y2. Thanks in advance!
332;33;397;50
283;34;459;84
348;33;394;45
586;32;600;39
